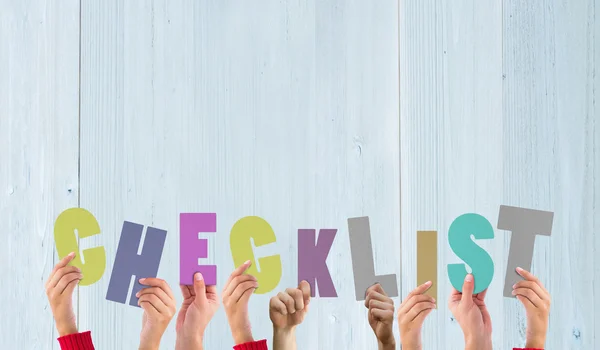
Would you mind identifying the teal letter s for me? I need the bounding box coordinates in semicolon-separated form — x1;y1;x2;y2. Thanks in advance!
447;213;494;294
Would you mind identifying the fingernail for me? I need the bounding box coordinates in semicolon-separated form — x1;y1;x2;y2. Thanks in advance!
512;290;517;295
136;292;140;297
424;281;432;286
516;267;523;273
139;278;146;283
195;273;203;281
431;298;436;303
465;274;473;282
512;284;517;289
68;252;75;257
244;260;251;265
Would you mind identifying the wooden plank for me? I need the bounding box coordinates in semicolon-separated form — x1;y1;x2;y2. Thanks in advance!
399;0;504;349
503;0;598;348
0;1;80;349
78;0;399;348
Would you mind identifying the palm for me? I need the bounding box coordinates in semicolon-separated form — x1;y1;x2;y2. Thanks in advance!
176;295;195;332
176;285;219;333
450;291;492;334
473;293;492;333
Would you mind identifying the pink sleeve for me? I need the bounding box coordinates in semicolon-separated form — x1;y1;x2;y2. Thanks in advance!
233;339;268;350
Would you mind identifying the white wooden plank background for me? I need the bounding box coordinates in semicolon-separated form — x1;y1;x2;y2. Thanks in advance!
0;0;80;349
399;0;505;348
1;0;599;349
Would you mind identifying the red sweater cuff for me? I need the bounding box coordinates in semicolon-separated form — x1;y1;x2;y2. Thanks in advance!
57;331;95;350
233;339;268;350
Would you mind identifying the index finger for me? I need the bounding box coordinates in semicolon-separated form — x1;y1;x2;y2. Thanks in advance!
516;267;543;286
139;278;176;300
405;281;432;300
475;288;488;301
298;280;311;302
180;285;193;299
367;283;386;296
224;260;252;288
46;252;76;285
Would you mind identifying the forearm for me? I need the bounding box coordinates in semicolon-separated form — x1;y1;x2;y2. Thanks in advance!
273;327;296;350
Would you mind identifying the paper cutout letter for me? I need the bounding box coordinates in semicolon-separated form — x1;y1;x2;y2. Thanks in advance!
417;231;437;303
180;213;217;286
347;217;398;301
106;221;167;307
447;213;494;294
298;229;338;297
230;216;282;294
497;205;554;297
54;208;106;286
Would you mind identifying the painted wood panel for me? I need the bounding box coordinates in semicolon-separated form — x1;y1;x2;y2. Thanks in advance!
399;0;505;349
77;0;399;349
0;1;80;349
400;0;599;349
503;0;599;348
1;0;598;349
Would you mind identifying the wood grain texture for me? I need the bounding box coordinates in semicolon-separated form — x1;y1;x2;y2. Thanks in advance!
399;0;505;349
503;0;599;348
77;0;399;349
0;0;80;349
2;0;598;349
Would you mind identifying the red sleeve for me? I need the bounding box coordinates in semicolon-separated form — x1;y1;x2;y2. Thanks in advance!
233;339;268;350
57;331;95;350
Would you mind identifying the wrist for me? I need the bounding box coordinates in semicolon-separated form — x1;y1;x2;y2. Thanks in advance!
175;335;203;350
525;336;546;349
465;335;491;350
399;342;421;350
232;331;254;345
57;324;78;337
273;325;296;335
139;345;159;350
378;340;397;350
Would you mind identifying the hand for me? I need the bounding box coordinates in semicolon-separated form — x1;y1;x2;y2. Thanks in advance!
364;284;396;349
222;260;259;344
137;278;177;350
270;281;311;350
512;267;550;349
45;252;83;336
175;272;220;350
448;274;492;350
397;281;436;350
269;280;311;330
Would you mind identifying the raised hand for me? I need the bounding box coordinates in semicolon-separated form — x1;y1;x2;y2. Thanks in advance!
222;261;259;345
448;274;492;350
137;278;177;350
175;273;220;350
45;252;83;336
513;267;551;349
364;284;396;349
269;280;311;350
397;281;436;350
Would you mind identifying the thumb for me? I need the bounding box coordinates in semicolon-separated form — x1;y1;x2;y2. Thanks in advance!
461;274;474;304
193;272;208;306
